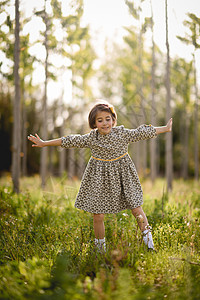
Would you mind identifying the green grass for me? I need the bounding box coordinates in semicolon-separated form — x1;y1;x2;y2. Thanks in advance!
0;175;200;299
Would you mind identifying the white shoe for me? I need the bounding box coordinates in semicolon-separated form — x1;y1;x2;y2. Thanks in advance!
94;238;106;253
142;229;154;250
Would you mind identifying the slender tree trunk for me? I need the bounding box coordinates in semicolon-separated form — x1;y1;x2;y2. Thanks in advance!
22;89;27;176
66;109;75;180
40;2;48;188
134;113;140;172
49;143;53;174
59;122;66;176
138;19;147;176
182;111;189;179
193;53;199;180
150;0;157;182
68;61;76;179
77;123;86;179
68;148;75;180
165;0;173;191
12;0;21;193
77;148;85;179
59;148;66;176
49;105;56;175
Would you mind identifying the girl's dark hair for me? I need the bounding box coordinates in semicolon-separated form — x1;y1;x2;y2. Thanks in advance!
88;103;117;129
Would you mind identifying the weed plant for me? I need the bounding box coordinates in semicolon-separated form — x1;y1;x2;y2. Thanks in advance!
0;175;200;299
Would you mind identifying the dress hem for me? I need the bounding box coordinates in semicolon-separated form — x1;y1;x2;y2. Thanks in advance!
74;203;143;214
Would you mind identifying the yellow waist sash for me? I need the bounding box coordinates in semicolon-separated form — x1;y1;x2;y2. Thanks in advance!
91;152;128;162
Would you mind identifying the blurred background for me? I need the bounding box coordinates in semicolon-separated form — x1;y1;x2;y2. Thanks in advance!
0;0;199;192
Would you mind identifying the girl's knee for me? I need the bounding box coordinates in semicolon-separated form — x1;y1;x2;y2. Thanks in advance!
131;206;142;216
93;213;104;222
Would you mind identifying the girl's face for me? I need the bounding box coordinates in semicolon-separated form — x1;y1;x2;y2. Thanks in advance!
95;110;114;135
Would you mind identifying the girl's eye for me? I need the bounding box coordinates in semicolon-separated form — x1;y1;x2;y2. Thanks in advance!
97;118;111;123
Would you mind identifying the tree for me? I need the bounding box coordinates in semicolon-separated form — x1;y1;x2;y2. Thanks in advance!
125;0;148;175
0;1;42;177
171;58;193;179
34;0;60;187
165;0;173;191
149;0;157;182
0;0;15;175
12;0;21;193
20;34;36;176
59;0;96;179
177;13;200;180
41;0;49;188
58;100;66;177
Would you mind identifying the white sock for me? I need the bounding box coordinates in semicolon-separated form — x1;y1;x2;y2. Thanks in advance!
142;229;154;249
94;238;106;252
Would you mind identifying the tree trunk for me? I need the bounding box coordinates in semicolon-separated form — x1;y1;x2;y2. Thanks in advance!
12;0;21;193
59;122;66;176
77;124;86;179
165;0;173;191
49;105;56;175
22;90;27;176
40;1;48;188
150;0;157;182
68;60;77;179
138;19;147;176
68;148;75;180
77;148;85;179
193;53;199;180
48;144;53;175
182;111;189;179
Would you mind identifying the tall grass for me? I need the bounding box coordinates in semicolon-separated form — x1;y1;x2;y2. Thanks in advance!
0;175;200;299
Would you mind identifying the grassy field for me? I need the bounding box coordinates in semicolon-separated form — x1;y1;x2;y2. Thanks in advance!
0;175;200;299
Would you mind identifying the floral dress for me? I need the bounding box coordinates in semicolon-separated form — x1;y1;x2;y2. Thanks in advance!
61;125;157;214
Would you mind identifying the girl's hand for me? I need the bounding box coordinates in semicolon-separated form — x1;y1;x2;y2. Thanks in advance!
28;134;45;147
166;118;173;132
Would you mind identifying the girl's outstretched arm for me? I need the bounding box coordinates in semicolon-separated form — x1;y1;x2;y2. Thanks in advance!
28;134;62;147
154;118;172;135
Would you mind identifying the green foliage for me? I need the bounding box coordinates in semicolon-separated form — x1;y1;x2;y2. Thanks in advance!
172;58;193;105
0;177;200;299
177;13;200;49
125;1;140;20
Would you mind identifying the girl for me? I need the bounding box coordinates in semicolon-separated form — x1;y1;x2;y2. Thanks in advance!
28;102;172;252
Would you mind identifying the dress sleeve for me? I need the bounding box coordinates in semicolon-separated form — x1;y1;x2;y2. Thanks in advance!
61;133;91;148
123;124;157;143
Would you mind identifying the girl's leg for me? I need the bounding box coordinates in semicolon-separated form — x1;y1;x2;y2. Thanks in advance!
131;206;148;231
93;214;105;239
131;206;154;249
93;214;106;252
